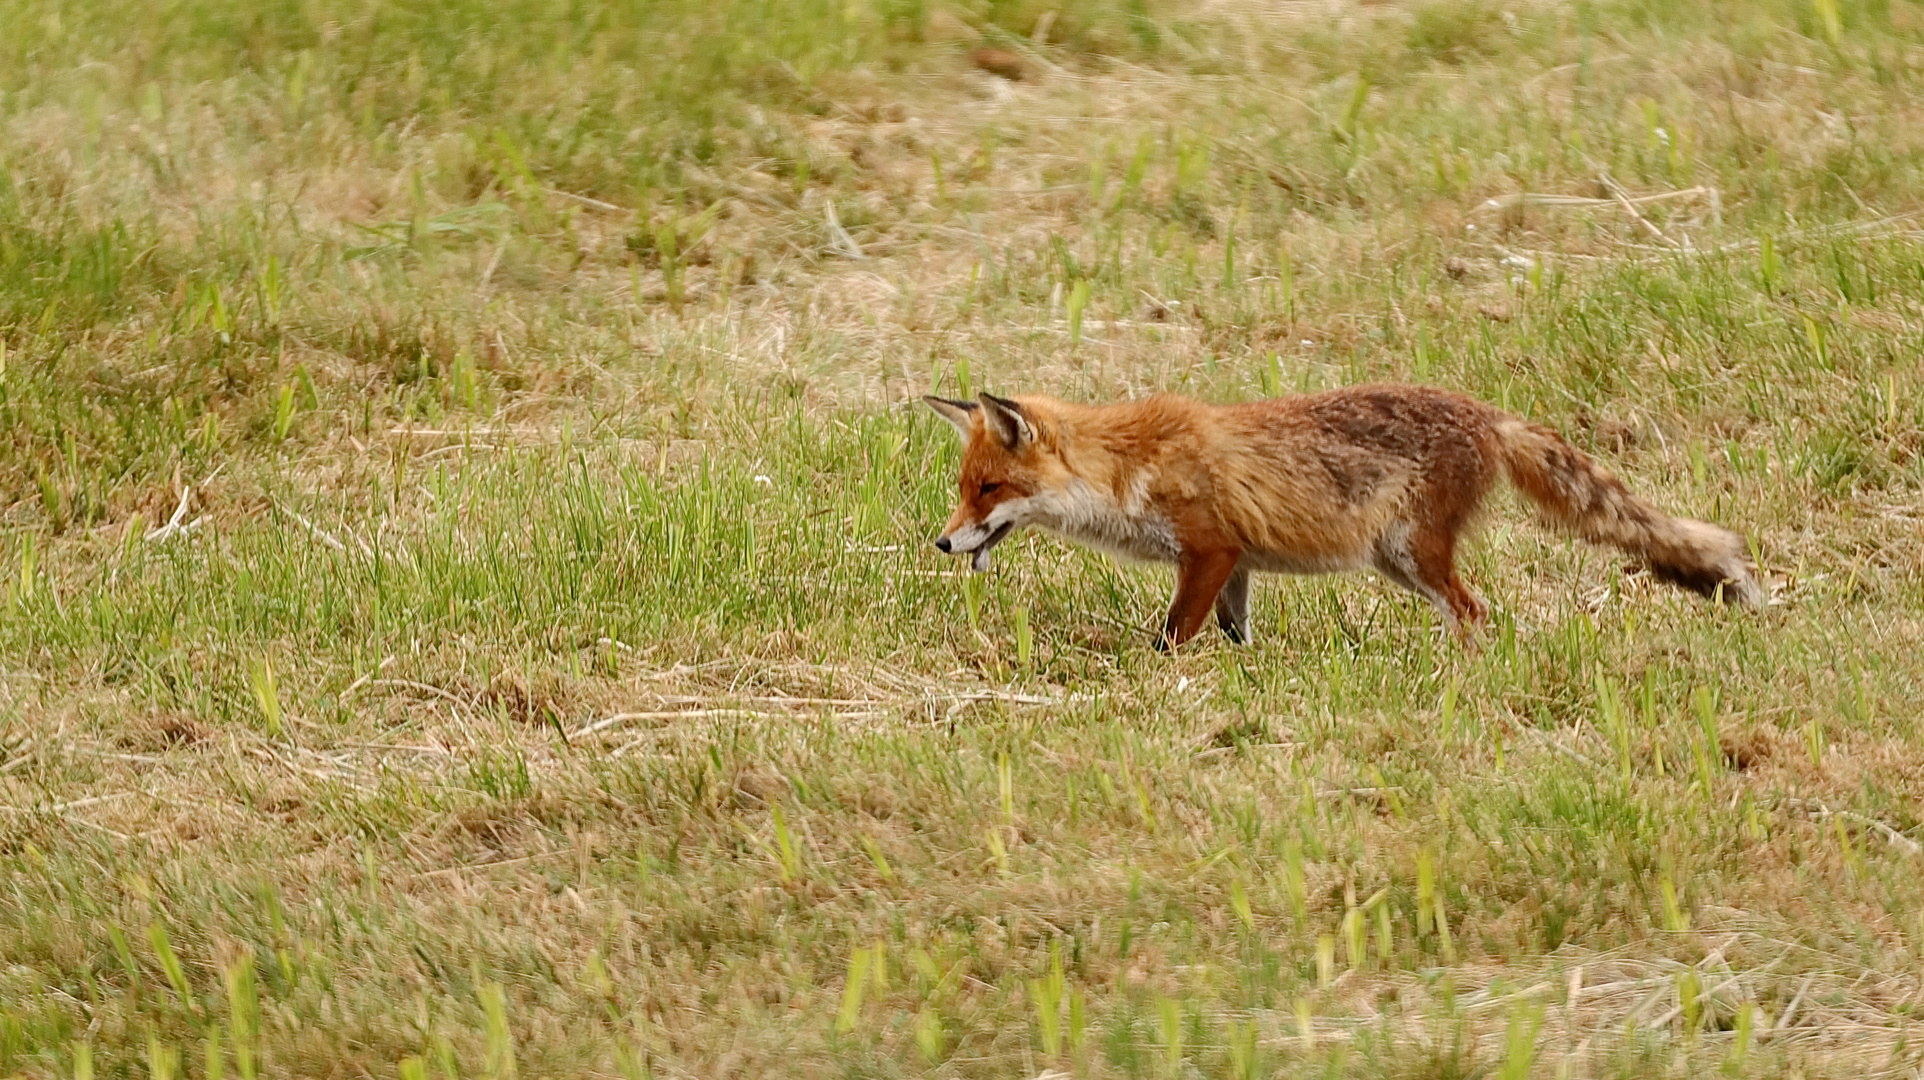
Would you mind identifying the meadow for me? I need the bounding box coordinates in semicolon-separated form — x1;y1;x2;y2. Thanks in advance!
2;0;1923;1075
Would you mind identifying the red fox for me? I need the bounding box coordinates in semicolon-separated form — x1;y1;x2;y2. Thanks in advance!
925;385;1761;649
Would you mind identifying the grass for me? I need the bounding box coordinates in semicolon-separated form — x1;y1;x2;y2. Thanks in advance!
2;0;1924;1075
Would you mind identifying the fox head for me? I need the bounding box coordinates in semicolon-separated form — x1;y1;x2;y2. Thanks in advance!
924;393;1055;571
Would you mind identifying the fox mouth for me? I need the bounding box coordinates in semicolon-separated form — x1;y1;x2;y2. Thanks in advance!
969;523;1014;572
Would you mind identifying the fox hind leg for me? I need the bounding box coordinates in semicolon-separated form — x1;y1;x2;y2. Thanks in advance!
1214;566;1252;644
1373;521;1487;635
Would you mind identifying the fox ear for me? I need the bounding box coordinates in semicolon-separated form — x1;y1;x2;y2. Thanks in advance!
978;393;1034;450
923;396;978;439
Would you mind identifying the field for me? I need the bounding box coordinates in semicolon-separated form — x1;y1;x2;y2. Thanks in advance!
3;0;1924;1076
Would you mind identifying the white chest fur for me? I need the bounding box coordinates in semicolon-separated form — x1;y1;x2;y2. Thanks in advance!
1019;478;1180;564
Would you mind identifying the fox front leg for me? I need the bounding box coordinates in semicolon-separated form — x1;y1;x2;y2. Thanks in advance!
1213;566;1252;644
1154;548;1243;651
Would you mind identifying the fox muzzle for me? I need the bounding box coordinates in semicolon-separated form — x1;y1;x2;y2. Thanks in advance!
935;521;1013;572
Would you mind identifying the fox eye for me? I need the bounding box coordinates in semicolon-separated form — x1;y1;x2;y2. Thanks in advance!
978;482;1001;496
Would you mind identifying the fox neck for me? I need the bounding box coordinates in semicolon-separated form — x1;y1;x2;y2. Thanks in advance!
1027;455;1180;565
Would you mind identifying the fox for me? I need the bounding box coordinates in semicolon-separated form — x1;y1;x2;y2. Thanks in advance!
924;384;1762;649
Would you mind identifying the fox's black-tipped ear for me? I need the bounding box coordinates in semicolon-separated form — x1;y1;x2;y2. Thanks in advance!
978;393;1034;450
923;396;978;439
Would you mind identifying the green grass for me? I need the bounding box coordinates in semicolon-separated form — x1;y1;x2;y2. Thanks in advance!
3;0;1924;1076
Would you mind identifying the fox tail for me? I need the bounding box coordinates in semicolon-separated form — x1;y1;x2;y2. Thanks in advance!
1494;417;1763;607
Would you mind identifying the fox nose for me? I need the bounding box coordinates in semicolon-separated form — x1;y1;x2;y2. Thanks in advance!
934;536;952;553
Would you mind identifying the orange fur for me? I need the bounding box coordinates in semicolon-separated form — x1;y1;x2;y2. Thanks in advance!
926;385;1761;649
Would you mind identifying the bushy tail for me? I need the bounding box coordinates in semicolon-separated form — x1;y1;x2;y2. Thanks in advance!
1494;418;1763;607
